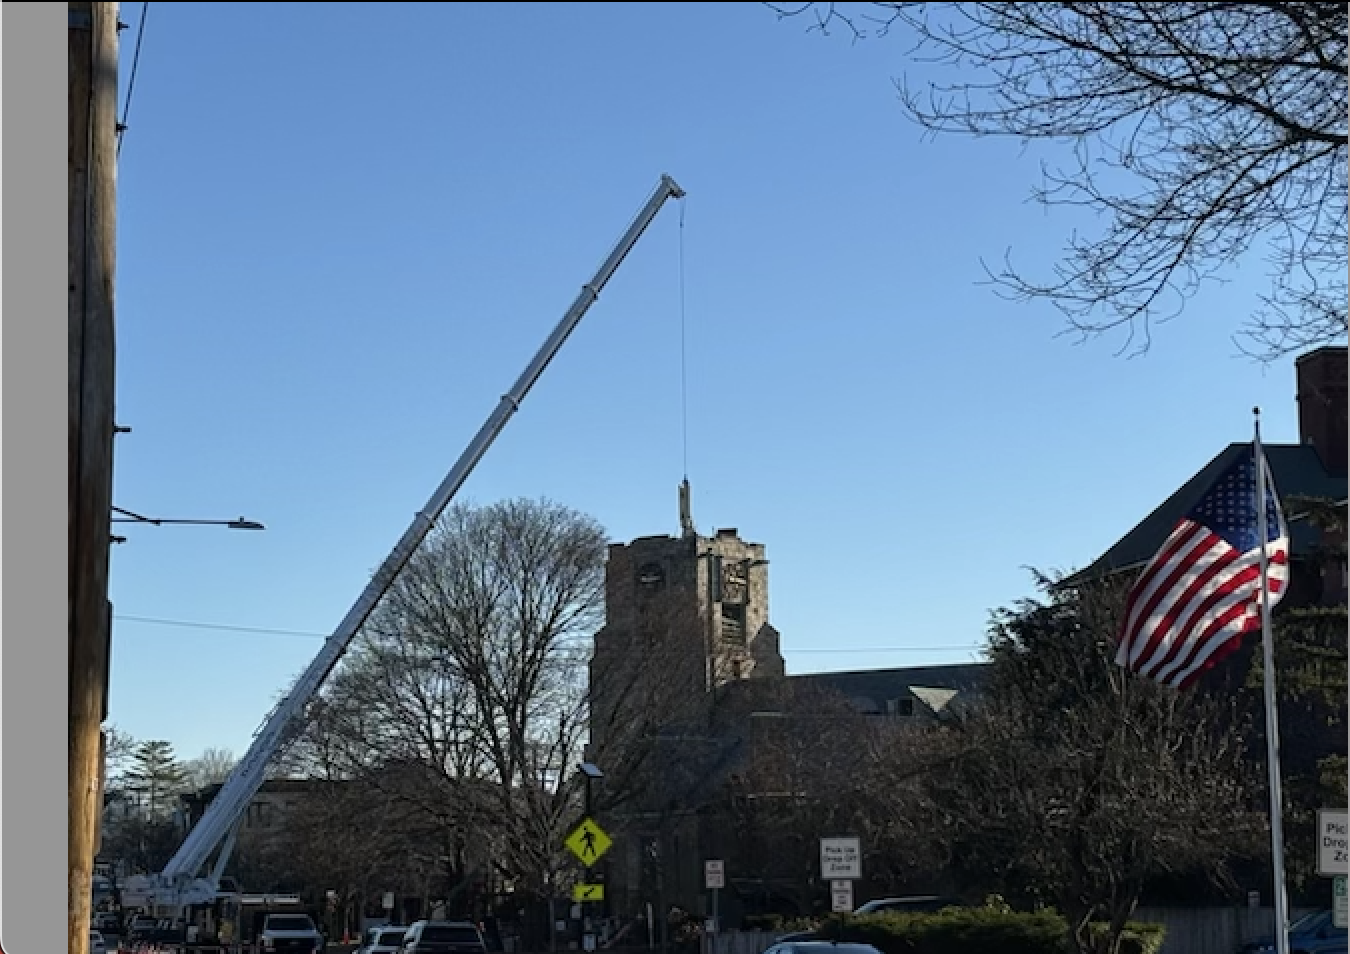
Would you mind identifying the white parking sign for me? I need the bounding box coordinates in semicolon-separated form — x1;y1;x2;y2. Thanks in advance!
820;837;861;880
1318;810;1348;877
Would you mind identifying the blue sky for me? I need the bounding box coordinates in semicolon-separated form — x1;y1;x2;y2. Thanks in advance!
110;1;1310;762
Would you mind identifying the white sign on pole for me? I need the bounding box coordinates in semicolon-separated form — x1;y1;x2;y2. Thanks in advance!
1318;810;1348;877
704;860;725;890
382;892;395;910
830;880;854;913
820;837;862;880
1334;876;1347;930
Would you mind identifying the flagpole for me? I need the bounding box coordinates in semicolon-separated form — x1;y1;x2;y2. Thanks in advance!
1254;407;1291;954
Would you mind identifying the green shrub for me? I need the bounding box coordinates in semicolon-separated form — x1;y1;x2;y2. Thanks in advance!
817;906;1070;954
743;914;783;932
1083;921;1166;954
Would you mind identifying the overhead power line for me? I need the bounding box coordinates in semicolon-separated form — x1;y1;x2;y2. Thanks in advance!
116;1;150;157
111;613;984;653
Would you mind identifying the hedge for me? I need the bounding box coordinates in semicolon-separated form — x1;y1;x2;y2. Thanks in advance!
812;908;1166;954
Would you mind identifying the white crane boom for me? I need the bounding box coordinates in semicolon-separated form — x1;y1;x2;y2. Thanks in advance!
123;175;685;908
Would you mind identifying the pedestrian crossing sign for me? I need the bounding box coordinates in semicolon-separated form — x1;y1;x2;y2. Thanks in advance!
565;817;612;866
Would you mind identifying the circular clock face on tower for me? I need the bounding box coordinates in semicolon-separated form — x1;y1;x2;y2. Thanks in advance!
637;562;665;589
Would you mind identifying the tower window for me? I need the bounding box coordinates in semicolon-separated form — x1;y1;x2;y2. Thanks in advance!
721;559;748;604
637;562;665;591
721;603;746;645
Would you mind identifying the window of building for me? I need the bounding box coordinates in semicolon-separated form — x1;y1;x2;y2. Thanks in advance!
246;801;274;829
720;603;746;645
887;697;915;717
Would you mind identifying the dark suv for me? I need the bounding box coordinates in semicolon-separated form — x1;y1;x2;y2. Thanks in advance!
400;920;488;954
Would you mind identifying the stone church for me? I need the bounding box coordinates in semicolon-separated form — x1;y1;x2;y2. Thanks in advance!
583;480;986;926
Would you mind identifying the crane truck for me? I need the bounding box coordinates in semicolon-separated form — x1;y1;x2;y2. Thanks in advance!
120;174;686;915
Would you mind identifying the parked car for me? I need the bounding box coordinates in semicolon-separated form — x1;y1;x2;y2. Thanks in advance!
89;929;108;954
93;912;121;935
400;919;488;954
127;914;160;943
853;896;965;915
359;924;409;954
1239;911;1349;954
259;912;325;954
763;942;882;954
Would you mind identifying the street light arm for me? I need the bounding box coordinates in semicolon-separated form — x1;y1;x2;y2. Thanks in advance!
111;506;160;525
110;507;265;530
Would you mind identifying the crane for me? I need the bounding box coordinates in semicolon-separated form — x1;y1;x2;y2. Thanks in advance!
121;174;686;911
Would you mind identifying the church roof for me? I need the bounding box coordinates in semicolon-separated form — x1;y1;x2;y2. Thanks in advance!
789;662;988;713
1062;442;1346;587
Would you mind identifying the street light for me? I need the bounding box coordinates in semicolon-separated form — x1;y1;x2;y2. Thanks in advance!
110;506;266;543
579;762;603;816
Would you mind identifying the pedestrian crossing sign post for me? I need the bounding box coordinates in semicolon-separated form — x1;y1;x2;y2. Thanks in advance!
565;817;612;866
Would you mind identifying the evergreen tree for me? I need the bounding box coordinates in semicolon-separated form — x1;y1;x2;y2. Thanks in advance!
126;739;189;820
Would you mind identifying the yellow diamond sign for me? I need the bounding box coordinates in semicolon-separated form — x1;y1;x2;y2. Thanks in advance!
564;817;612;866
572;882;605;902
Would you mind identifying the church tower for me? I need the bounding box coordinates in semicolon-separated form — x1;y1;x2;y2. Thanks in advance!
587;483;785;753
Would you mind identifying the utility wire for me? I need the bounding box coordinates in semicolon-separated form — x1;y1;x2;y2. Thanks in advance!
116;1;150;158
113;614;327;639
112;613;983;653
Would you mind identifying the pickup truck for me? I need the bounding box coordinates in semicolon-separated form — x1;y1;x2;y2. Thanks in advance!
259;912;325;954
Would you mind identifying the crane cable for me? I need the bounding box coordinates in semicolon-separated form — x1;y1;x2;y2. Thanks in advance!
679;195;689;480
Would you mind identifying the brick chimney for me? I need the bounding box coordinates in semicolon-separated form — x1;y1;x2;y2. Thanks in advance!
1295;346;1347;477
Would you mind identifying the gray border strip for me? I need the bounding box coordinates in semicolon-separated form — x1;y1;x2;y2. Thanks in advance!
3;2;69;950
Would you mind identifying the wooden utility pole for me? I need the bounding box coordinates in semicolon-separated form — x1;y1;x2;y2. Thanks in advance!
69;4;119;954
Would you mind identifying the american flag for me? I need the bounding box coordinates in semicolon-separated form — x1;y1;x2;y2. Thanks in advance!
1115;444;1288;690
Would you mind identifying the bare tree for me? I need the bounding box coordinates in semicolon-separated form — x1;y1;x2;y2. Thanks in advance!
103;725;139;788
768;2;1348;358
278;776;447;936
295;498;607;904
183;748;238;792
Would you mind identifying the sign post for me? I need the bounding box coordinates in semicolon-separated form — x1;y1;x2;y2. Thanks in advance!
1334;876;1347;931
566;817;612;954
820;837;861;914
830;881;854;913
705;860;724;948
